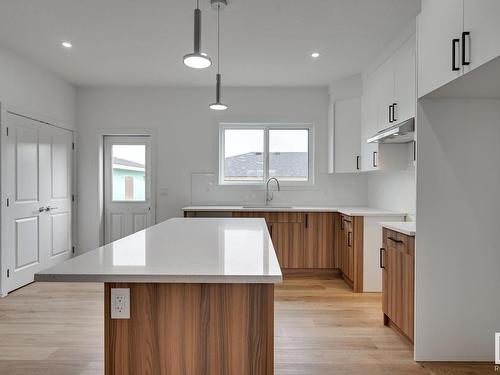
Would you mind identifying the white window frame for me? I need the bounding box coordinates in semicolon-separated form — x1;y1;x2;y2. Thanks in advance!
218;123;315;186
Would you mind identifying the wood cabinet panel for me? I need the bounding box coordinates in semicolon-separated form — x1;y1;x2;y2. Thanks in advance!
304;213;335;269
270;222;304;269
104;283;274;375
382;228;414;343
338;215;363;292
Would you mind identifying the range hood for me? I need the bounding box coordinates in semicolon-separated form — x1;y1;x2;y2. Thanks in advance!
367;117;415;144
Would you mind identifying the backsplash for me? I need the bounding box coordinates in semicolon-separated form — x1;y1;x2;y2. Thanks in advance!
191;172;368;207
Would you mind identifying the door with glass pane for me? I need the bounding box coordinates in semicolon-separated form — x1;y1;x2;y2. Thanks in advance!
104;136;153;244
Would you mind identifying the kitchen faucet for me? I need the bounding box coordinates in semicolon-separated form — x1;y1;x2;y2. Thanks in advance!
266;177;281;205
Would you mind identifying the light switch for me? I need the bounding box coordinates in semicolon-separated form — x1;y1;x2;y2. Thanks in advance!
111;288;130;319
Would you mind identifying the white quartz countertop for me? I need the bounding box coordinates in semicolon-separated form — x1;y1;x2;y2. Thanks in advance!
182;205;405;217
379;222;416;236
35;218;282;284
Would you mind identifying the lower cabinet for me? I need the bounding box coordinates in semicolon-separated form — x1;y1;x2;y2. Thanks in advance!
381;228;415;343
304;213;335;269
338;215;363;292
269;222;304;269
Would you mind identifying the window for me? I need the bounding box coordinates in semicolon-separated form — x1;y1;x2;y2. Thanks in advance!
219;124;313;185
111;144;146;201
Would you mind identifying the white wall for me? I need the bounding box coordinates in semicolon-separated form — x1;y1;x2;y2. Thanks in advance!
415;98;500;361
0;44;76;129
367;168;416;220
76;87;368;252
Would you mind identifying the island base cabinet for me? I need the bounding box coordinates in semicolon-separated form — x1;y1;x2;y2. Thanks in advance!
104;283;274;375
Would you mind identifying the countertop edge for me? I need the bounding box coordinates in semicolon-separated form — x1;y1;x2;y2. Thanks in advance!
34;273;283;284
379;222;416;236
182;206;406;217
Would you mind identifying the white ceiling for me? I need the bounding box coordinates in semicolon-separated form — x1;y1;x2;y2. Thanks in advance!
0;0;421;87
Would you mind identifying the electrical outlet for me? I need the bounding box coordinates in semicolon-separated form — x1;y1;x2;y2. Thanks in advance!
110;288;130;319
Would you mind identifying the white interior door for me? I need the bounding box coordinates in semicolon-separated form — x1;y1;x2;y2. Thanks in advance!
2;112;73;293
104;136;153;244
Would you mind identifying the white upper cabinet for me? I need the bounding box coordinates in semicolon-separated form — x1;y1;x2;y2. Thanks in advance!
463;0;500;74
375;61;395;132
360;33;416;172
393;35;416;124
333;98;361;173
418;0;500;98
361;75;380;171
417;0;463;98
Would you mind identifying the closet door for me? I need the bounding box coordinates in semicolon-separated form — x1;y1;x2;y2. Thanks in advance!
3;112;73;292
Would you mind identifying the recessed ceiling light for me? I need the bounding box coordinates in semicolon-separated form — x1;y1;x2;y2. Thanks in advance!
61;41;72;49
311;52;320;58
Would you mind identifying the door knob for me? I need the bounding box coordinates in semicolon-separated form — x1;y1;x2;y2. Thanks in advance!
39;206;46;213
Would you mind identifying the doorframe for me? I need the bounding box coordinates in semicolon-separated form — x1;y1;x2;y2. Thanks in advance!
0;103;76;297
96;129;157;247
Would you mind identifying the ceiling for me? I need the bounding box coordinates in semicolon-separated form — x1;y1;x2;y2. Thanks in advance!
0;0;421;87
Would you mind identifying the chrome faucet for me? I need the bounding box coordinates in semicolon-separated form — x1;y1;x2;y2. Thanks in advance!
266;177;281;205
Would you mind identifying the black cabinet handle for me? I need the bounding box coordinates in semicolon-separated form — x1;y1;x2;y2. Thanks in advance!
348;232;353;247
380;248;385;269
388;105;393;123
462;31;470;66
452;38;460;71
392;103;397;122
305;214;308;228
387;236;403;244
372;151;378;168
356;155;360;170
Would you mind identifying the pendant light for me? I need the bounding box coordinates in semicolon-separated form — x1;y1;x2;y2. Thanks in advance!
183;0;212;69
210;0;228;110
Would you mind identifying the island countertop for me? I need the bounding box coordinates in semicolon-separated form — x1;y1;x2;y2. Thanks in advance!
35;218;282;284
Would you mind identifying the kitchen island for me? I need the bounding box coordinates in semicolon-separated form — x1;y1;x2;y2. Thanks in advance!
36;218;282;375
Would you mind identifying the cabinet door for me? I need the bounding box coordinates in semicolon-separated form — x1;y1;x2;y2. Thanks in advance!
375;62;395;131
417;0;463;97
270;222;304;269
402;243;415;341
393;35;416;123
334;98;361;173
361;77;379;171
381;231;389;317
463;0;500;74
338;216;346;272
344;219;354;280
304;213;335;269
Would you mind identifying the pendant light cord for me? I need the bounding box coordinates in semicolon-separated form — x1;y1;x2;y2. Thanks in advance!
217;4;220;74
196;0;199;10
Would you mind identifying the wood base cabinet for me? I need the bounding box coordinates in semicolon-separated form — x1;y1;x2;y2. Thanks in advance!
338;215;363;292
186;211;336;270
381;228;415;343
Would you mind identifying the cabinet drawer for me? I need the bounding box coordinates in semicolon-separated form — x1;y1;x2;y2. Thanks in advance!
383;228;414;256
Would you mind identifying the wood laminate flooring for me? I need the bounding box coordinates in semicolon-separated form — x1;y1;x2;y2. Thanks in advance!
0;275;493;374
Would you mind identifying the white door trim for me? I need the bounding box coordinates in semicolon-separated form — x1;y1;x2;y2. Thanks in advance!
0;103;75;297
96;129;157;247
